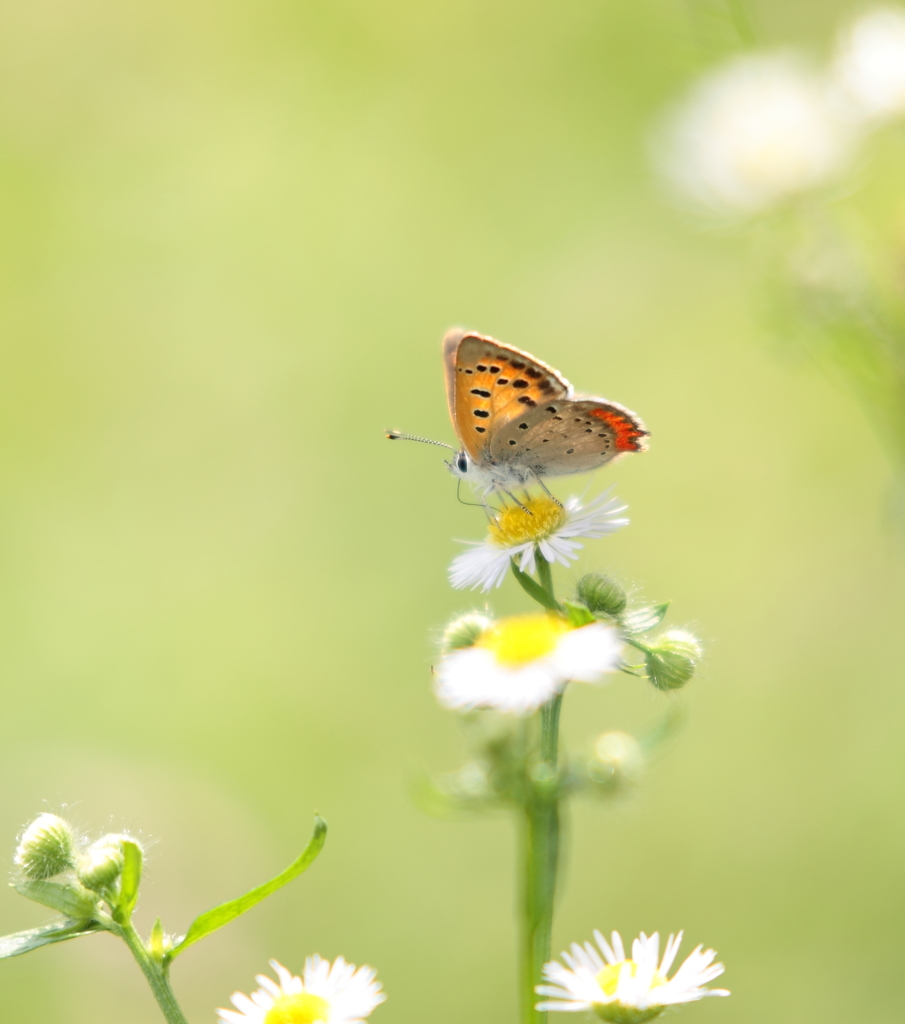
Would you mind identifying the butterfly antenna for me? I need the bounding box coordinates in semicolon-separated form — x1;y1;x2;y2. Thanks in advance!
456;477;501;514
385;430;457;452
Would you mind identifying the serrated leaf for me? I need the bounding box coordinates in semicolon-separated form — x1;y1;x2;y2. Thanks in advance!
622;603;670;634
510;560;560;611
562;600;596;628
0;918;103;959
14;880;98;920
168;815;326;962
114;840;143;923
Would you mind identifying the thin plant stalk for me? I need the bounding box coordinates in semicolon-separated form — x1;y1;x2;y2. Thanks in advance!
517;550;563;1024
115;922;190;1024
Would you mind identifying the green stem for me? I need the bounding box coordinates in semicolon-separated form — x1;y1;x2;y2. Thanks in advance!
536;553;554;602
517;549;563;1024
522;693;563;1024
117;922;190;1024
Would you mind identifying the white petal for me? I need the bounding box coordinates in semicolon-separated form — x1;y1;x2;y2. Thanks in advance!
660;932;683;976
435;647;559;714
548;623;622;683
449;544;512;592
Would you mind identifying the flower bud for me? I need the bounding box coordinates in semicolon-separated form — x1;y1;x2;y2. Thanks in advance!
77;836;126;892
588;731;644;791
14;813;77;880
644;630;702;691
576;573;627;617
441;612;493;652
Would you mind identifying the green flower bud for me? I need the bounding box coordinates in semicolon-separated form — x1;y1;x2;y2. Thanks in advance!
77;837;126;891
588;731;644;790
441;612;493;652
14;813;77;880
644;630;702;691
576;573;627;617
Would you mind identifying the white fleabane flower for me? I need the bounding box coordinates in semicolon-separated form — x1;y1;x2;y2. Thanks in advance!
435;612;622;714
537;929;729;1023
218;957;385;1024
834;7;905;121
450;491;628;592
657;54;853;216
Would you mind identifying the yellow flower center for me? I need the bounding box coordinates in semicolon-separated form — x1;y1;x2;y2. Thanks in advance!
487;497;566;548
264;993;330;1024
475;613;569;667
597;961;667;998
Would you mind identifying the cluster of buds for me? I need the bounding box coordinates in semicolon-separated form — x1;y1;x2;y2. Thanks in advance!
14;812;135;895
574;573;702;691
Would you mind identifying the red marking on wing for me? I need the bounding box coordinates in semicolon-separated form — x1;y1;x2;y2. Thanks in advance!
590;408;647;451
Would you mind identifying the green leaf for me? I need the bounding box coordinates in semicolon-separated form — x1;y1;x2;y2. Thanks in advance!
0;918;103;959
114;840;143;923
562;600;595;628
168;815;327;962
510;560;560;611
149;916;166;963
622;603;670;634
14;880;98;920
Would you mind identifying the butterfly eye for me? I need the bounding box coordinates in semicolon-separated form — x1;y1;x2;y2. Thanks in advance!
456;455;468;473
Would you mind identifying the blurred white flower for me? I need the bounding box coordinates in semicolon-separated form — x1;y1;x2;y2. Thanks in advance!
658;54;853;215
449;490;628;592
537;929;729;1022
834;7;905;120
435;612;622;714
218;957;385;1024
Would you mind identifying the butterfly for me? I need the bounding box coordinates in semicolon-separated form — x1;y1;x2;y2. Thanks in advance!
389;329;648;495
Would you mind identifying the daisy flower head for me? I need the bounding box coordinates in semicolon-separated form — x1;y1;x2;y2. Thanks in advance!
449;490;628;592
656;53;853;217
435;612;622;714
537;929;729;1024
218;956;385;1024
834;7;905;122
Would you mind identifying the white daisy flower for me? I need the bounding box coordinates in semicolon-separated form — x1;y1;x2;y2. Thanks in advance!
537;929;729;1023
834;7;905;121
435;612;622;714
449;490;628;593
657;53;853;216
218;956;385;1024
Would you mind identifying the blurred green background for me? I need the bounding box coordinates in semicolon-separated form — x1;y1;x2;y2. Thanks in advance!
1;0;904;1021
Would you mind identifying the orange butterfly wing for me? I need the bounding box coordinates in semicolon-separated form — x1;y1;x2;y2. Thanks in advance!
442;330;571;462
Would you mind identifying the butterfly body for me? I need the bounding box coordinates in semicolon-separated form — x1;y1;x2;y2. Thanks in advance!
443;329;648;491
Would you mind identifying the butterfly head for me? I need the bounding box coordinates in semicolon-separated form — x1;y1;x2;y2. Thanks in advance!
447;449;471;478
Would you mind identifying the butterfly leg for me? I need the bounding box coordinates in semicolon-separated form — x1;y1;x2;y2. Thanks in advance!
502;489;533;514
532;471;563;508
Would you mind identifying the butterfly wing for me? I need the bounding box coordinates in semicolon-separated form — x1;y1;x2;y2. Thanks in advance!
489;396;648;477
442;330;572;462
